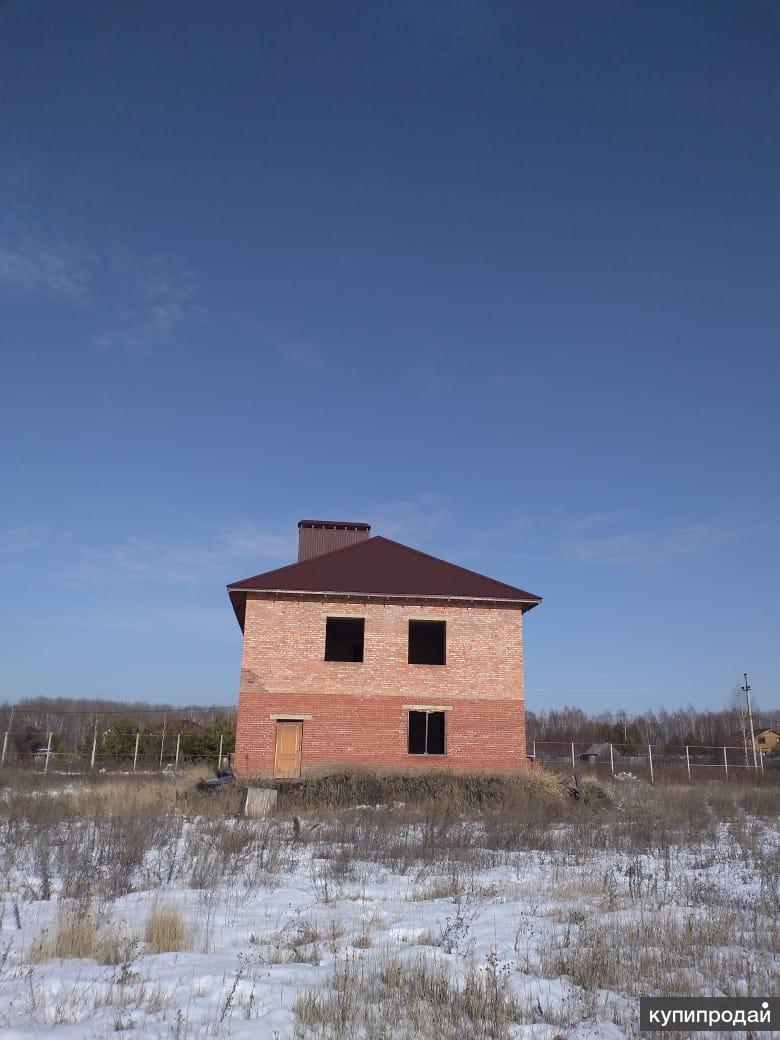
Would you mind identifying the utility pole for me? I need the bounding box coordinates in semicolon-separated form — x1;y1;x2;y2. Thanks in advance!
90;715;98;770
159;715;167;772
742;673;758;771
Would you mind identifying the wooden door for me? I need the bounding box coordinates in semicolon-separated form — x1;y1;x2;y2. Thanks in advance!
274;721;302;779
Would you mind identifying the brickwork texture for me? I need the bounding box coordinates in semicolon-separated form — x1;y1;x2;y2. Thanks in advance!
234;594;530;777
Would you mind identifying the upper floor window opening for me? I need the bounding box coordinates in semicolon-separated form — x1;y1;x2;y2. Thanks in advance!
408;620;446;665
324;617;365;662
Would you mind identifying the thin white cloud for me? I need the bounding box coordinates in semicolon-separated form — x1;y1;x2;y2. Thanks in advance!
0;233;202;352
62;538;225;586
231;315;323;368
221;525;296;561
359;494;454;546
95;252;202;352
562;523;742;566
55;504;449;589
0;238;95;303
59;604;237;641
566;509;635;533
274;334;322;368
58;524;295;588
452;509;748;568
0;526;45;555
37;506;751;591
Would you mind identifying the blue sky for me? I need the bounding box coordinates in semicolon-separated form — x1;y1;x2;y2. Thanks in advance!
1;1;778;714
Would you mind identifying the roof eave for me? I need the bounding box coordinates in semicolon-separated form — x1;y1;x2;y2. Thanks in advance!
228;589;247;631
227;585;540;609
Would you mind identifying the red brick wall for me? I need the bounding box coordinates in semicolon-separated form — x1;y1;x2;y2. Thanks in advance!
234;595;530;777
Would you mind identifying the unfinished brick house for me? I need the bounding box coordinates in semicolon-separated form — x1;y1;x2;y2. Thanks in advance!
227;520;541;778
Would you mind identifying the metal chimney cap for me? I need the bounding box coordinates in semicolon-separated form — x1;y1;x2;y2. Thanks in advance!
297;520;371;530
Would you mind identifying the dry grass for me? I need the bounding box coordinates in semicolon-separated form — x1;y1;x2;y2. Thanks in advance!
280;767;574;813
144;901;191;954
409;876;464;901
0;767;243;825
2;766;777;1037
1;768;777;900
293;950;526;1040
541;906;777;997
28;904;134;965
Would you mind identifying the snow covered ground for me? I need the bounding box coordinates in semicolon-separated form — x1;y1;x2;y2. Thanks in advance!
0;775;777;1039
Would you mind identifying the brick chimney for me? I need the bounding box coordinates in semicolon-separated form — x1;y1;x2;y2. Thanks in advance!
297;520;371;562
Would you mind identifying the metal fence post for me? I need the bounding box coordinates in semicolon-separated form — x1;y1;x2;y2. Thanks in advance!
648;744;654;784
1;731;8;769
759;750;764;775
571;741;575;771
159;720;166;772
685;745;691;782
609;742;614;777
133;732;140;773
218;734;224;771
723;745;728;780
90;718;98;771
532;739;536;758
44;732;53;774
174;733;181;772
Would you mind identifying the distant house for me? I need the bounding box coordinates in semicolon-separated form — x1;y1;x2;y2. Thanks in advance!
753;728;780;755
12;730;47;760
227;520;542;779
578;743;643;766
579;744;609;763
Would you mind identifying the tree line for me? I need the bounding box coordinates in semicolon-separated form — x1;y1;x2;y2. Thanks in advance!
0;696;235;762
526;702;779;751
2;696;777;759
